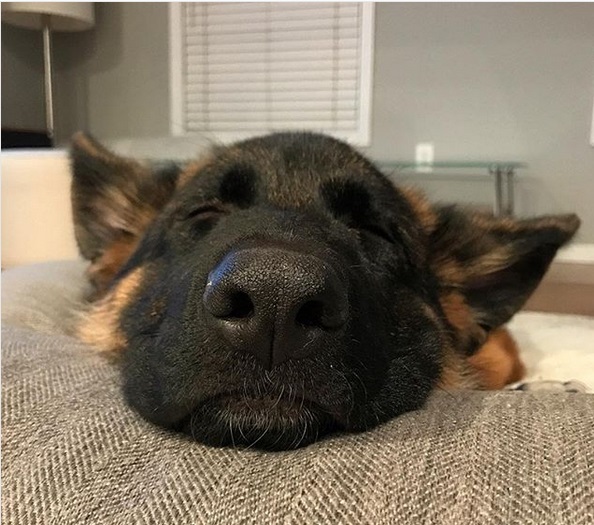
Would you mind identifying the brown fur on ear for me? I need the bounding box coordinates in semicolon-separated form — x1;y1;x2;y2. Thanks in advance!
86;234;140;298
70;132;182;294
438;291;488;355
437;328;525;390
399;186;438;235
430;206;580;355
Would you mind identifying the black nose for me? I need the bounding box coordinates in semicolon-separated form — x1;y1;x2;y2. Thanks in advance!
203;247;348;369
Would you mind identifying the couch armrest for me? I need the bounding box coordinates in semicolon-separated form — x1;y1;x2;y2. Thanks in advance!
1;149;79;268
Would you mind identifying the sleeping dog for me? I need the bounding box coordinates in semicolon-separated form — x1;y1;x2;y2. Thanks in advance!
71;131;579;450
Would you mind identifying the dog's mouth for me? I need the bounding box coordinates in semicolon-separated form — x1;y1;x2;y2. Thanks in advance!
176;389;345;450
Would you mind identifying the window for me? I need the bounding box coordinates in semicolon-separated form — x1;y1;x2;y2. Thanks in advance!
169;2;374;145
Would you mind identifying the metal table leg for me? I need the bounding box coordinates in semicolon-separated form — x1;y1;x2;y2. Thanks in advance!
505;168;515;216
490;164;516;217
491;166;504;217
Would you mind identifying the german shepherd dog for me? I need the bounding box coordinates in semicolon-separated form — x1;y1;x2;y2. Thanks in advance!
71;132;579;450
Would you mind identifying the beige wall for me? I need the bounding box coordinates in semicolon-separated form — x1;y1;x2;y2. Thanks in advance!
3;3;594;241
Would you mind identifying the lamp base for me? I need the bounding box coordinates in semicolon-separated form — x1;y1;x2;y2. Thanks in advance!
1;128;53;149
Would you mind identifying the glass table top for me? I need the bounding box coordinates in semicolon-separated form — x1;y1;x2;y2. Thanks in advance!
379;161;527;171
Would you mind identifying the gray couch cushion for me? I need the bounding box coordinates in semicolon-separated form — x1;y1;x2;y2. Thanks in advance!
2;262;594;524
1;260;89;336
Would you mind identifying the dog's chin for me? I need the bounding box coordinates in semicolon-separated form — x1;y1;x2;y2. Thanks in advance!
176;391;344;451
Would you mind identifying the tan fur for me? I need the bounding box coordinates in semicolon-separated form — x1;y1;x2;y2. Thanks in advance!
470;246;515;275
87;235;140;295
99;181;162;237
422;302;480;390
432;240;514;285
471;213;579;235
468;328;526;389
438;328;525;391
177;155;213;188
78;267;145;355
433;259;465;287
400;186;438;235
439;291;475;334
470;213;524;233
428;298;523;390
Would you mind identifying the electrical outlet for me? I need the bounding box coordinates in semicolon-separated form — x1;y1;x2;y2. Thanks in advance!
415;143;434;173
415;142;434;165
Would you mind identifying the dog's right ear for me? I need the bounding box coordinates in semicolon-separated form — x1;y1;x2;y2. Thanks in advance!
70;132;181;291
427;206;579;355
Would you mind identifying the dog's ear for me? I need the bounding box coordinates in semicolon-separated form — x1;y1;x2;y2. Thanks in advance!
429;206;580;354
70;132;181;291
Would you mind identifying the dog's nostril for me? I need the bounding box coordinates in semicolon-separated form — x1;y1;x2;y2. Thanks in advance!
295;300;345;330
205;283;255;319
297;295;347;331
205;247;348;369
225;291;254;319
296;300;327;329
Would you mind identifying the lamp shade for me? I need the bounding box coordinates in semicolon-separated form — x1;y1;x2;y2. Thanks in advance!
1;2;94;32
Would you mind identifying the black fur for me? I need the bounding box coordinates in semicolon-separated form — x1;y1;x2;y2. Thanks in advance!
71;131;580;450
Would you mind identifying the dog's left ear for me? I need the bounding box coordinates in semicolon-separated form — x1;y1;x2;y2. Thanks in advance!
429;206;580;354
70;132;180;292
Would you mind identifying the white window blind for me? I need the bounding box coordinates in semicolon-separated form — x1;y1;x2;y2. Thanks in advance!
170;2;374;145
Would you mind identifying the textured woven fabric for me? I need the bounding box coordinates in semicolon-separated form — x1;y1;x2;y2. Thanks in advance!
2;262;594;524
1;260;89;336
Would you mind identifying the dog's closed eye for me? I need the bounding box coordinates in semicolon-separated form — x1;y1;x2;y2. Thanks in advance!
176;203;228;224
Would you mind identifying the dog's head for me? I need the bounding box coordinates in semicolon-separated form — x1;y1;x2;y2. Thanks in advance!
71;131;579;450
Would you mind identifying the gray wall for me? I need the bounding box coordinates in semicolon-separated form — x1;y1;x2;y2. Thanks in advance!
1;23;45;130
368;3;594;243
53;2;170;139
4;3;594;241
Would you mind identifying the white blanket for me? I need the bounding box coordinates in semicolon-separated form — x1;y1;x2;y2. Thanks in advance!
509;311;594;392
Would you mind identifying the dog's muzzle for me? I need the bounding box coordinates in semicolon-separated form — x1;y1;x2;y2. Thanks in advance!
202;246;348;370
